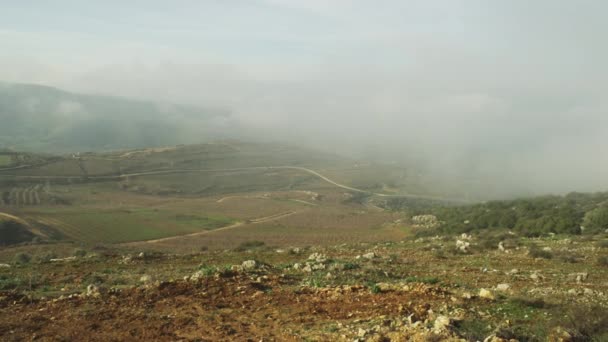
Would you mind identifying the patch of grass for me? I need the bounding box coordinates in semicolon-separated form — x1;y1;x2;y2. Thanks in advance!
404;276;440;284
455;318;493;341
597;255;608;267
0;155;12;166
528;246;553;259
234;240;266;251
13;252;32;265
559;305;608;341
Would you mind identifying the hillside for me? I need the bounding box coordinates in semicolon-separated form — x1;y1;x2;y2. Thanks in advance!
0;82;234;152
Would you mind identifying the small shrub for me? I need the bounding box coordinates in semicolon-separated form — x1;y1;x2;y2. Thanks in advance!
597;256;608;267
13;252;32;264
560;304;608;341
597;240;608;249
234;240;265;251
528;246;553;259
73;249;87;257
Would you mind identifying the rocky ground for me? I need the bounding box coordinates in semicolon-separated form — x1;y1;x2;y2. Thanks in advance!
1;234;607;341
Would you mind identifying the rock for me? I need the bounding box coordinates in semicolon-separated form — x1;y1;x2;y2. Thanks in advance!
542;247;552;252
433;315;451;331
498;242;505;252
567;272;588;283
231;265;243;272
507;269;518;275
496;283;510;292
302;264;313;273
241;260;257;270
479;288;495;300
293;263;301;270
189;270;205;281
0;263;10;268
86;284;101;298
290;247;301;254
362;252;377;259
139;275;155;284
567;288;579;296
411;214;441;229
530;272;544;282
583;288;594;295
50;256;77;262
325;272;334;280
307;253;327;263
549;327;573;342
456;240;470;253
460;233;472;240
461;292;473;300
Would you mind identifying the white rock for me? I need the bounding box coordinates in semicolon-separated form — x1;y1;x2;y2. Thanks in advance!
496;283;510;292
139;275;154;284
86;284;100;298
362;252;377;259
434;315;452;331
0;263;10;268
307;253;327;263
479;288;495;300
241;260;257;270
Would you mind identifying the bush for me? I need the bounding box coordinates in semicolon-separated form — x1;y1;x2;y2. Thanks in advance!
234;240;265;251
13;252;32;264
597;256;608;267
528;246;553;259
561;305;608;341
73;249;87;257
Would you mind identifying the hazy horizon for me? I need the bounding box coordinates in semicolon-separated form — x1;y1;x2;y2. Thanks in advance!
2;1;607;198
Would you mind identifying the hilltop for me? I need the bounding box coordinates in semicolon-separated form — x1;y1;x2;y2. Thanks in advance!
0;82;234;152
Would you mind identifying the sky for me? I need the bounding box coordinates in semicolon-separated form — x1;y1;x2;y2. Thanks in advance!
1;0;607;197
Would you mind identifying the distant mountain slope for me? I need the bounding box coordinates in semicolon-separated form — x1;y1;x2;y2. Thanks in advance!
0;82;234;152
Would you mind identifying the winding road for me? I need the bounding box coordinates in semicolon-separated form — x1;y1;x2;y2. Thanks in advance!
0;165;470;203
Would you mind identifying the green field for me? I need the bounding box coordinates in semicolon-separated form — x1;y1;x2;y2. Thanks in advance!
26;208;233;244
0;155;12;167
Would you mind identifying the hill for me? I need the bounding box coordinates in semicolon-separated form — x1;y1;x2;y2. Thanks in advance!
0;82;234;152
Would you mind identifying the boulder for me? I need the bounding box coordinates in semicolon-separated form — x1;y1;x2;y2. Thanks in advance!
241;260;257;270
479;288;495;300
0;263;10;268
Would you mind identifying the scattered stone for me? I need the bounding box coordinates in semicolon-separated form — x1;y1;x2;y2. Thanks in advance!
292;263;301;270
495;283;511;292
411;214;441;229
241;260;257;270
86;284;101;298
456;240;470;253
308;253;327;263
50;256;77;262
139;275;155;285
433;315;451;331
0;263;10;268
362;252;377;260
567;272;588;283
542;247;552;252
461;292;473;300
498;241;505;252
479;288;495;300
530;272;544;282
583;288;594;295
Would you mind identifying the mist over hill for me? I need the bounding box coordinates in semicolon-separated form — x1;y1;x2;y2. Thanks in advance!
0;82;237;152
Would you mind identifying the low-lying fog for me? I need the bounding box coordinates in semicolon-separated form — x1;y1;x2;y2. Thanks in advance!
2;1;607;198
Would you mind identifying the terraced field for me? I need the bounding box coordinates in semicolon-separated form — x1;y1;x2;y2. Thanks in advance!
23;209;234;244
0;185;44;206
